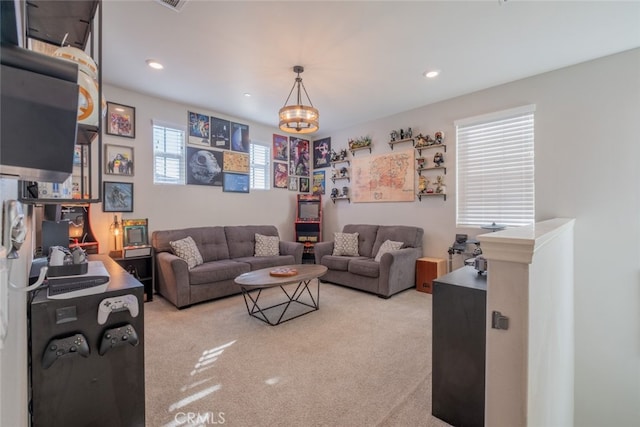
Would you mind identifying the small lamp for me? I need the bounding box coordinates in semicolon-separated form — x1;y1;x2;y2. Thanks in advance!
109;214;122;257
68;215;85;245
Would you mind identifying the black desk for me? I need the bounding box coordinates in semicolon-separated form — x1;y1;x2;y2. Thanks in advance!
432;266;487;427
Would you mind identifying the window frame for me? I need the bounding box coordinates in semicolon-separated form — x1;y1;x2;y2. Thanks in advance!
249;142;271;190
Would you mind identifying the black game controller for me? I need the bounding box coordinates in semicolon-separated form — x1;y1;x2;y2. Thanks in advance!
99;324;139;355
42;333;90;369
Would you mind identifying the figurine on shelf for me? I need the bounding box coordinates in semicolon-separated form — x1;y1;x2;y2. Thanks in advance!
330;149;339;162
400;129;404;139
331;169;338;179
418;175;429;194
433;152;444;167
415;133;435;147
406;127;412;138
331;188;339;198
434;131;445;144
340;166;348;178
435;175;446;194
339;148;347;161
342;187;349;197
416;157;426;169
390;130;398;142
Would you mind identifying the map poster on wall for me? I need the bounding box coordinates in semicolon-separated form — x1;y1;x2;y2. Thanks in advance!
223;151;250;173
351;149;414;203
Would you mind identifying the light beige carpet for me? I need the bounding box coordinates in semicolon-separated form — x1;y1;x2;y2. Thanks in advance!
144;281;451;427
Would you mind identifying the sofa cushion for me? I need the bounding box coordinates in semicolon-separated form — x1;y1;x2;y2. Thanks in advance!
374;240;404;262
152;227;230;262
371;225;424;256
235;255;295;270
188;259;250;285
342;224;379;258
170;236;203;269
321;255;366;271
348;258;380;278
225;225;280;258
332;232;360;256
254;234;280;256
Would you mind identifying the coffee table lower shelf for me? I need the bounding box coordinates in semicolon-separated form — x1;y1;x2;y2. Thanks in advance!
240;279;319;326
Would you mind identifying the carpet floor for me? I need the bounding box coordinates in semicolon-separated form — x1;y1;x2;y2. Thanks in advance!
144;281;451;427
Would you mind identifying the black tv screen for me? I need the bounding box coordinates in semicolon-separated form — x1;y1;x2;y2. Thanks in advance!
299;202;319;220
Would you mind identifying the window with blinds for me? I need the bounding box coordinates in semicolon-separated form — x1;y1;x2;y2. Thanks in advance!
153;121;186;185
250;143;270;190
455;105;535;228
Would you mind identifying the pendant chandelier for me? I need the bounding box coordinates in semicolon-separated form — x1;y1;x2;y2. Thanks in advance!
279;65;319;134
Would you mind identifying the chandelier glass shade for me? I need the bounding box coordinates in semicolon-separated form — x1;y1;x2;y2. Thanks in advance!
279;65;319;134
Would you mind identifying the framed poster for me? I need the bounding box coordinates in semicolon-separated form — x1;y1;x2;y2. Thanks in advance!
106;102;135;138
313;137;331;169
104;144;134;176
188;111;210;146
288;176;298;191
312;170;325;195
231;122;250;153
186;147;223;186
223;172;250;193
103;181;134;212
273;134;288;161
273;162;288;189
289;137;310;177
211;116;231;149
299;177;310;193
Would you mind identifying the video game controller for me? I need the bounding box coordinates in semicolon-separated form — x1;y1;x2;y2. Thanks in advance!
99;324;139;355
42;333;90;369
97;294;139;325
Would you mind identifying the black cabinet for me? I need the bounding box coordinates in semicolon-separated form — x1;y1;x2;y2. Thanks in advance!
432;266;486;427
109;254;154;302
28;255;145;427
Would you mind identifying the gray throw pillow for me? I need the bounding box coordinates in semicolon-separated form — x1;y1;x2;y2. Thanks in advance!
374;239;404;262
254;233;280;256
170;236;203;269
332;232;359;256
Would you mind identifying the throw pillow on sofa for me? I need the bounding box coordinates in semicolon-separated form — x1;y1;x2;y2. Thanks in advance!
170;236;203;269
374;239;404;262
254;233;280;256
333;232;360;256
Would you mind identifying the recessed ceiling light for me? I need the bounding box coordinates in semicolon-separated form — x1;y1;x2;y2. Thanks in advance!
243;93;251;98
146;59;164;70
424;70;440;79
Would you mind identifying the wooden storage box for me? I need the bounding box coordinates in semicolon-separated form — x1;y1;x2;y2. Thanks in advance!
415;257;447;293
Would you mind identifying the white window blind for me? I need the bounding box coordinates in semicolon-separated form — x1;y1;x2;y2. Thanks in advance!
455;105;535;228
153;120;185;185
250;143;270;190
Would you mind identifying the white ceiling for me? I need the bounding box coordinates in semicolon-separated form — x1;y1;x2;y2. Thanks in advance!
101;0;640;136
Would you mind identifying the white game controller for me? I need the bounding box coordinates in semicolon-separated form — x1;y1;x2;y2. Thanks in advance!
97;294;139;325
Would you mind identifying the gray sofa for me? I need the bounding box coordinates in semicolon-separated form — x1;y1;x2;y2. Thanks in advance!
314;224;424;298
152;225;303;308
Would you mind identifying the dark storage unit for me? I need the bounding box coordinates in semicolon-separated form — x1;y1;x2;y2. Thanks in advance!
28;255;145;427
432;266;487;427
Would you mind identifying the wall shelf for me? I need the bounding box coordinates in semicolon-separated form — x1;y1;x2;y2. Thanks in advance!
418;166;447;175
349;145;372;156
330;196;351;204
388;137;415;150
416;143;446;155
417;192;447;201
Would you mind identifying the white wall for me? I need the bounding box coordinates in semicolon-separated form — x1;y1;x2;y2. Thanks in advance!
0;178;30;427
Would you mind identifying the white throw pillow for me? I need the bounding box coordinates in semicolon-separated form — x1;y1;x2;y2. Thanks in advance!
374;240;404;262
332;232;360;256
170;236;203;269
254;234;280;256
